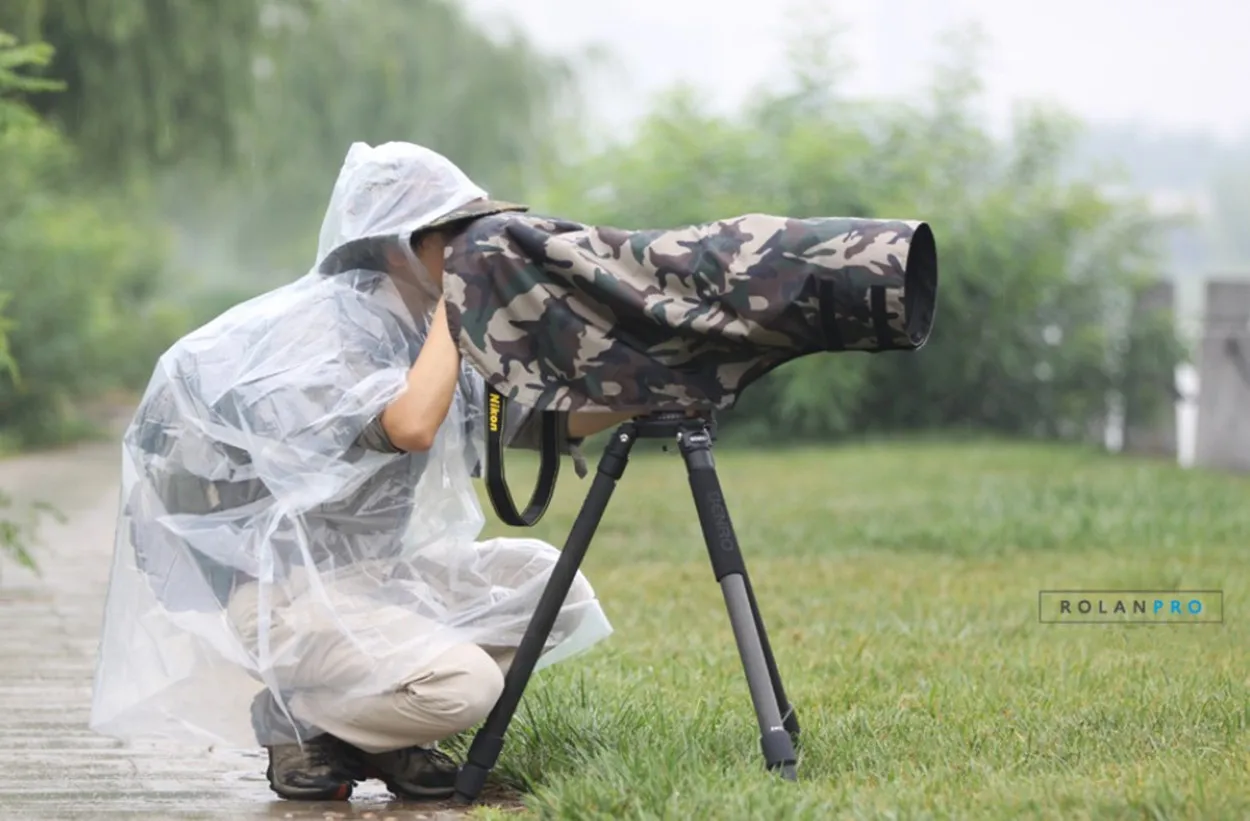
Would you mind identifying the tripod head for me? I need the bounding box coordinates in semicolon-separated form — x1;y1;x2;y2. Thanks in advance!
627;410;718;443
483;399;722;528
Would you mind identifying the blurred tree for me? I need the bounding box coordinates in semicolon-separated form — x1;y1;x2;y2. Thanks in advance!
531;23;1183;445
0;27;59;429
161;0;595;280
0;0;287;178
3;0;597;449
0;29;62;571
0;28;184;447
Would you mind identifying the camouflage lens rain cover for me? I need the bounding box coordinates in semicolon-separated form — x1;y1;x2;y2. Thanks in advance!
443;213;938;415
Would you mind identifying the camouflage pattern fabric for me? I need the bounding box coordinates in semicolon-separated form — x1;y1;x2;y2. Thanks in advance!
443;213;938;414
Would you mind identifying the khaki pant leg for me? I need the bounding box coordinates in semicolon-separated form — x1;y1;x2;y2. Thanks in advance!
222;547;592;753
289;642;506;754
227;573;506;753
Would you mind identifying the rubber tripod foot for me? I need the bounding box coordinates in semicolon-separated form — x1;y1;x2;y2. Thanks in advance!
453;762;489;805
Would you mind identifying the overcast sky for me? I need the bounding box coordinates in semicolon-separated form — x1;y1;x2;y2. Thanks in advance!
463;0;1250;142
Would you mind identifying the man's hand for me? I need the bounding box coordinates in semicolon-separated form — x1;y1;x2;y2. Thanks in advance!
380;297;462;451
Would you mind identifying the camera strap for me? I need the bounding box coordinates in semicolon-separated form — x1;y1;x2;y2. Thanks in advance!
484;386;560;527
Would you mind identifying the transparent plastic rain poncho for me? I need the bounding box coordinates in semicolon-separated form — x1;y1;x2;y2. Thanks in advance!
89;142;612;749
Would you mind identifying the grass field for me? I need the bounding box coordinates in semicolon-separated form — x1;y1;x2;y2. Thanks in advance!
442;438;1249;820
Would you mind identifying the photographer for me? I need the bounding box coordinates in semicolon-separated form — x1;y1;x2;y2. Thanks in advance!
91;142;628;802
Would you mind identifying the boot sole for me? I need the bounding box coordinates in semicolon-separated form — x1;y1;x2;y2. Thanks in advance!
335;745;458;801
349;763;456;801
384;780;456;800
268;781;354;801
266;764;355;801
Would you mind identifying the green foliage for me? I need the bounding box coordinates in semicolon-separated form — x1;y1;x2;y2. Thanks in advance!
0;489;63;577
0;295;16;387
533;27;1185;444
0;0;272;178
0;490;37;574
0;29;63;103
0;7;1191;453
1119;286;1189;436
0;0;598;453
0;29;185;447
157;0;593;282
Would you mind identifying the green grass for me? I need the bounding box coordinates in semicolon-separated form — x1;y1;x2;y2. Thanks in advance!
446;439;1250;820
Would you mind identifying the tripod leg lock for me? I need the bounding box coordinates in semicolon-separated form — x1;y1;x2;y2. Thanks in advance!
782;705;801;742
598;428;634;480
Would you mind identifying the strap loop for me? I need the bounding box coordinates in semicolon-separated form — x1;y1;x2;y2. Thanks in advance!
484;386;560;527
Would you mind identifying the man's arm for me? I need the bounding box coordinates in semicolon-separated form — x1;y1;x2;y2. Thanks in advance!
362;295;639;455
378;296;463;452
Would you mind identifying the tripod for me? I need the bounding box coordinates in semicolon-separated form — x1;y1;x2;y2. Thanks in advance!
453;410;801;804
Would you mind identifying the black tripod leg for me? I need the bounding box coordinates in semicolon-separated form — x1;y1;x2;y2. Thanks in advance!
742;573;801;742
454;424;637;804
677;426;798;780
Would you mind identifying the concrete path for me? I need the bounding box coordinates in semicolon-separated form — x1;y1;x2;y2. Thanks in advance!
0;435;500;820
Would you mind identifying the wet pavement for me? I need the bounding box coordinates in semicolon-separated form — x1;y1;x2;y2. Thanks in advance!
0;433;510;820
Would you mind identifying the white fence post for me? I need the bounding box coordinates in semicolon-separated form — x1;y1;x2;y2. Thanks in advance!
1194;279;1250;474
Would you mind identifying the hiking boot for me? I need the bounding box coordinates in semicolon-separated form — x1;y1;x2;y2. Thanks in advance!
265;735;356;801
342;743;460;800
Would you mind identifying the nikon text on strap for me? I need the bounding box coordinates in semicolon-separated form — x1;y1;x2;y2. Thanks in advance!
484;386;561;527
